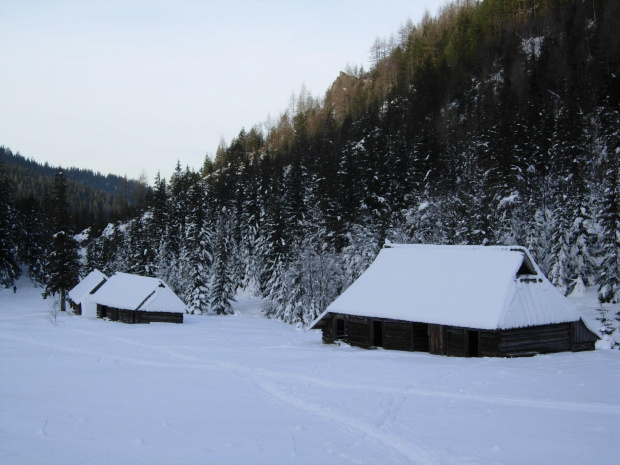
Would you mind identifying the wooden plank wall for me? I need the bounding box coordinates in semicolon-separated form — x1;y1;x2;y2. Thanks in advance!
429;324;445;355
445;327;466;357
316;315;596;357
95;307;183;324
135;311;183;324
107;307;119;321
96;304;106;319
480;330;500;357
571;320;598;351
321;317;336;344
118;309;135;324
383;321;413;351
497;323;571;356
347;317;371;348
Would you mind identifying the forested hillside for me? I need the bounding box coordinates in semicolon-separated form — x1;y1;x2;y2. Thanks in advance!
1;147;149;231
3;0;619;325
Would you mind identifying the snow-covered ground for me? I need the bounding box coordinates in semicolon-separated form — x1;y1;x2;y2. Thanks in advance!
1;276;619;465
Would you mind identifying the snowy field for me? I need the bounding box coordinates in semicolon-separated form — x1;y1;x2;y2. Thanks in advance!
1;277;619;465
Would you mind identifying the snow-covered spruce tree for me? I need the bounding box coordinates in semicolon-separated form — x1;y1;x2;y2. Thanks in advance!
149;172;169;251
271;198;347;325
156;163;191;295
560;103;597;295
453;142;494;245
257;162;287;297
237;170;263;295
125;215;156;277
100;222;126;275
545;102;588;294
148;172;173;282
548;225;571;295
209;212;236;315
262;254;288;320
597;147;620;303
527;206;558;278
85;215;106;274
592;90;620;303
0;154;22;288
341;222;383;284
299;237;346;324
19;196;48;286
43;170;80;312
184;180;212;314
184;225;212;314
595;304;617;337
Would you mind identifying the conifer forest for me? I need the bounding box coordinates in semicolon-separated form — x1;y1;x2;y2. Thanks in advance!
1;0;619;325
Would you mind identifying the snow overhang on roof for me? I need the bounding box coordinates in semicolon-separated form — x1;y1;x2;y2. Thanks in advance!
68;269;108;303
89;272;187;313
311;244;581;330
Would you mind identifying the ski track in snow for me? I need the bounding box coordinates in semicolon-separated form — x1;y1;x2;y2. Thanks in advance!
251;378;440;465
3;325;619;420
1;326;435;464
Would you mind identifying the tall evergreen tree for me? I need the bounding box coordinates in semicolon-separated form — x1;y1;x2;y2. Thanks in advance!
597;147;620;303
19;195;48;285
209;213;236;315
184;180;212;314
0;155;22;288
43;170;80;311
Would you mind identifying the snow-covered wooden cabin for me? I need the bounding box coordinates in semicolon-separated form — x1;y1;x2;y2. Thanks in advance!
68;269;108;317
311;244;598;357
90;272;186;324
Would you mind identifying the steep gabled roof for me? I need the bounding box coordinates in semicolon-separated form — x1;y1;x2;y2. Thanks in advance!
68;269;108;304
90;272;187;313
312;244;583;330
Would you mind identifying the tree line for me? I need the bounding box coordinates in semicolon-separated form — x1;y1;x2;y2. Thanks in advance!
1;147;150;231
1;0;619;325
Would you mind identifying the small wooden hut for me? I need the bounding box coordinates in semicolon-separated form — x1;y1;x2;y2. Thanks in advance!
90;272;186;324
68;269;108;316
311;244;598;357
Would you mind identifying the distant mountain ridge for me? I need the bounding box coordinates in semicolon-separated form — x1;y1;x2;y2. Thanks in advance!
1;146;148;231
2;147;136;195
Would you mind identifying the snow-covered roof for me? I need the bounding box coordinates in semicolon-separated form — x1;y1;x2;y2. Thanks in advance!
68;269;108;303
90;272;187;313
312;244;583;330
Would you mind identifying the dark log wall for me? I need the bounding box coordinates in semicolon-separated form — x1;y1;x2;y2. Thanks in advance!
347;317;372;348
317;313;597;357
319;314;431;351
496;323;571;356
118;309;135;324
107;307;119;321
476;320;597;357
571;320;597;352
320;317;336;344
96;306;183;324
429;324;445;355
480;330;500;357
135;311;183;324
383;321;413;351
70;302;82;315
446;327;466;357
96;304;106;319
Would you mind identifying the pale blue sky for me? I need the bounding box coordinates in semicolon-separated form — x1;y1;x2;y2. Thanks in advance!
1;0;447;182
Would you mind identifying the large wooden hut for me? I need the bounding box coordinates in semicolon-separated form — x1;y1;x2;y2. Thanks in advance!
90;272;186;324
311;244;598;357
68;269;108;316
